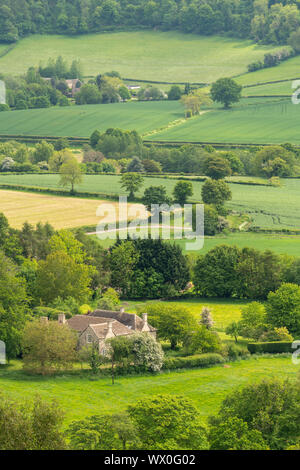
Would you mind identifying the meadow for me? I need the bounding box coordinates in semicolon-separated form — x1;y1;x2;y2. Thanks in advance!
0;32;280;83
0;356;297;424
236;55;300;86
1;174;300;230
148;98;300;145
0;101;183;138
242;80;292;96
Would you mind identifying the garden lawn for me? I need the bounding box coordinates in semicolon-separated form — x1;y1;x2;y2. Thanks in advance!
0;356;297;425
0;32;280;83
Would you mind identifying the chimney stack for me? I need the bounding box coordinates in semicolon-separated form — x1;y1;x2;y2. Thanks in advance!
142;313;148;325
120;307;125;314
58;314;66;324
108;321;114;335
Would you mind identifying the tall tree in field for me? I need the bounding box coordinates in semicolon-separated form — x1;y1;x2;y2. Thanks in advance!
172;180;193;205
211;78;242;109
59;157;83;194
120;172;144;199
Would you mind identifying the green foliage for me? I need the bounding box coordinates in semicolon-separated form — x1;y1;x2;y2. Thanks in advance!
209;378;300;450
168;85;182;101
142;302;198;349
211;78;242;109
22;320;77;375
97;288;120;310
128;394;209;450
67;413;138;450
201;178;232;206
209;416;268;450
78;344;105;375
247;341;293;354
59;157;83;194
0;394;66;450
162;353;224;370
183;326;222;355
142;185;171;212
266;283;300;334
120;172;144;199
203;155;232;180
172;180;193;205
237;301;267;340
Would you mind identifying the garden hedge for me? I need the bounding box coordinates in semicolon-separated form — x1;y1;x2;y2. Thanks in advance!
162;353;224;370
247;342;293;354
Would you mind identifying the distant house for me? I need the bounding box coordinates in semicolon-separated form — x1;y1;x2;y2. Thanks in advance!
65;79;82;97
58;308;156;355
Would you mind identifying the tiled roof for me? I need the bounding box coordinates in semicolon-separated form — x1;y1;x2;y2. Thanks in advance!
89;321;134;339
91;309;156;332
67;315;111;332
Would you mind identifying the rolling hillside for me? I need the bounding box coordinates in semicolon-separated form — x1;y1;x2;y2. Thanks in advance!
0;32;281;83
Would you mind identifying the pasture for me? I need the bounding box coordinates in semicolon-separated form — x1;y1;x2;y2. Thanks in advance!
0;32;280;83
236;55;300;86
0;101;183;138
0;356;297;424
242;80;292;96
148;98;300;145
2;175;300;230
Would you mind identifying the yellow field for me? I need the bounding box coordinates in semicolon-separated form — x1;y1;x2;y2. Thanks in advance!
0;190;147;229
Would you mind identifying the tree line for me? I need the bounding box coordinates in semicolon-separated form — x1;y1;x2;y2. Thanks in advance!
1;0;300;46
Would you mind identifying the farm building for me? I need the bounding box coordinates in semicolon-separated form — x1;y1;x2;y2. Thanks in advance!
58;308;156;354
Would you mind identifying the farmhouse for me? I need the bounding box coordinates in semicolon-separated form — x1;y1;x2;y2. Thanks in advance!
65;79;82;97
58;309;156;354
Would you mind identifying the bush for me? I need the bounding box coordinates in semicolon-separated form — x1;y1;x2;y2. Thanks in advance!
226;343;250;360
162;353;224;370
247;342;293;354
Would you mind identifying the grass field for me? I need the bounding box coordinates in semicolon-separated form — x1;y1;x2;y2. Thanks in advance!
148;98;300;145
0;101;183;137
0;356;297;424
0;190;147;229
127;297;249;330
0;97;297;146
2;175;300;230
242;80;292;96
237;55;300;86
0;32;281;83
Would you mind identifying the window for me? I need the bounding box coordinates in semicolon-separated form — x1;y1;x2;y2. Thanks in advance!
87;334;93;344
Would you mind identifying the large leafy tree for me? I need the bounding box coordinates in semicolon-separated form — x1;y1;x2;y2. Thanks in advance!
172;180;193;205
120;172;144;199
128;394;209;450
59;157;83;194
0;251;29;360
209;379;300;450
266;282;300;334
35;250;93;303
193;245;240;297
22;320;77;375
201;178;232;207
142;302;198;349
0;394;66;450
211;78;242;109
203;155;232;180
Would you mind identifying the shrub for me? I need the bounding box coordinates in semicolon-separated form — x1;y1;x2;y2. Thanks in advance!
162;353;224;370
226;343;250;360
247;342;293;354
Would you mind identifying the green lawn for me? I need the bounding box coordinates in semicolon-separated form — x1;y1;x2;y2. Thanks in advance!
0;101;183;137
0;32;281;83
148;98;300;145
0;356;297;424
